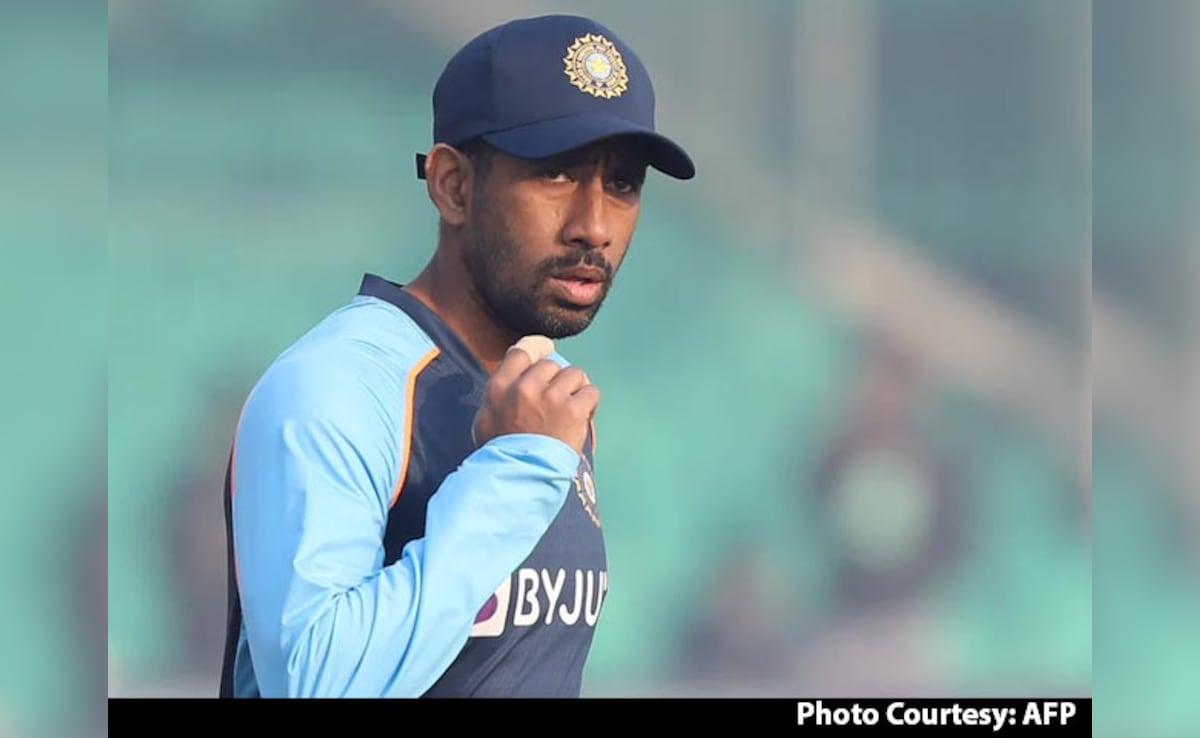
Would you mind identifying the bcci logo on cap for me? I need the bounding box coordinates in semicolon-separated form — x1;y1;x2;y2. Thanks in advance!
563;33;628;99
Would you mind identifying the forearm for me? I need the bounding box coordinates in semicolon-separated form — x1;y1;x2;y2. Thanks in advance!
239;433;581;697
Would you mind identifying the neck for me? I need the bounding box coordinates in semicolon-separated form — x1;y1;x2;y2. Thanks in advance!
403;244;516;374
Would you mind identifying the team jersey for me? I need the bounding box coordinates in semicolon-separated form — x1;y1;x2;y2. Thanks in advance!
218;273;606;698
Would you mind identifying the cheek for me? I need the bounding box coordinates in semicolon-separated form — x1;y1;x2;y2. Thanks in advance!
522;204;566;246
482;206;549;283
611;211;641;264
506;201;565;262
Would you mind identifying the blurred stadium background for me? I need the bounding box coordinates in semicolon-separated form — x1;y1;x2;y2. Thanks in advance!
1;0;1188;735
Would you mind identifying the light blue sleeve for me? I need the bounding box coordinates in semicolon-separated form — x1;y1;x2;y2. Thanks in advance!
230;343;581;698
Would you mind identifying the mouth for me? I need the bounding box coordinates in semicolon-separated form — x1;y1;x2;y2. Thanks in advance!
547;267;608;307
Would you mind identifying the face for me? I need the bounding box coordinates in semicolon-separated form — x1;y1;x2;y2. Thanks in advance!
461;137;648;339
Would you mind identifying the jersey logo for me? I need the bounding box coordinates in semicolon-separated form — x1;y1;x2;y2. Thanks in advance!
470;575;512;637
574;458;601;528
468;568;608;637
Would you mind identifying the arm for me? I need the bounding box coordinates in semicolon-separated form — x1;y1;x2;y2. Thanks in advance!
230;350;580;698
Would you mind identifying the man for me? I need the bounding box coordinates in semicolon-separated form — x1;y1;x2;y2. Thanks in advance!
218;14;694;698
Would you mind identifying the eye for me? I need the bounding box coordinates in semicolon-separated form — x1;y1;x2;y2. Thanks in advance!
538;168;573;183
610;176;642;195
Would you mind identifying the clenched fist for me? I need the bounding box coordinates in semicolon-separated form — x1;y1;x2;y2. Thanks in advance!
472;336;599;455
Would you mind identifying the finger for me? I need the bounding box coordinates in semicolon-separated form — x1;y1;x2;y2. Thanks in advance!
509;335;555;363
568;384;601;415
546;366;591;398
492;343;536;385
493;335;555;385
518;358;565;388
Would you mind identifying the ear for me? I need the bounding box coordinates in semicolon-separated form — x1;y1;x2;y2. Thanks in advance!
424;143;476;228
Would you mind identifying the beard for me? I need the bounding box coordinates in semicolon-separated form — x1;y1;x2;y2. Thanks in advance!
462;204;616;340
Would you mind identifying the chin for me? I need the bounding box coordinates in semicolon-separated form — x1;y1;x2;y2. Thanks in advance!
536;305;599;339
540;320;593;340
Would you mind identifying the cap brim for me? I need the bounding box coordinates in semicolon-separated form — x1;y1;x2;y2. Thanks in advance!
481;114;695;180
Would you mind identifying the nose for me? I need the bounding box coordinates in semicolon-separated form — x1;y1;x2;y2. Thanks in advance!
561;173;612;251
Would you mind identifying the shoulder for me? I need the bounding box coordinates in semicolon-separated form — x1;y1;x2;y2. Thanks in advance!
233;296;443;507
242;296;441;435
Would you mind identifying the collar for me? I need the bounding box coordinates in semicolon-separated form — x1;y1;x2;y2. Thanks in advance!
357;273;487;378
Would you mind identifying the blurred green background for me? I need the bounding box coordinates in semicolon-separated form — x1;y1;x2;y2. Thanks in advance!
0;2;105;737
18;0;1200;735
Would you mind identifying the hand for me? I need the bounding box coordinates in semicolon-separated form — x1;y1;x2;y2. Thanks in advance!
472;336;599;455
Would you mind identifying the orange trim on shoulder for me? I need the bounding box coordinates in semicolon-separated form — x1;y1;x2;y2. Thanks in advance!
389;347;442;508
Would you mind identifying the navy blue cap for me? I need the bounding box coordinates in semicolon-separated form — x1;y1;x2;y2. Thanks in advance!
416;15;695;181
